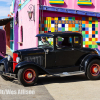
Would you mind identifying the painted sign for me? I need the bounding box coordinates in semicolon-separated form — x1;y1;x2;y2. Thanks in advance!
77;0;92;6
49;0;64;5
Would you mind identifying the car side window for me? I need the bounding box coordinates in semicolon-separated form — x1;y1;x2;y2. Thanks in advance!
56;36;72;49
74;36;81;48
38;37;53;47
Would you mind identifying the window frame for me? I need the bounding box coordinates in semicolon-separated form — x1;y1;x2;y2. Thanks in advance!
55;36;73;50
73;36;82;48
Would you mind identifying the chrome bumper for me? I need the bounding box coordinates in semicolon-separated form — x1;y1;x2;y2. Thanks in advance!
0;71;16;78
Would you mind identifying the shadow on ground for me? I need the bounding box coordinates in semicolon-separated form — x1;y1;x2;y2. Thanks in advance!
11;75;90;86
38;75;89;85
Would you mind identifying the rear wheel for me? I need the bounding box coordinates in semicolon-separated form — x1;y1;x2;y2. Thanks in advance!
18;66;38;86
86;59;100;80
0;65;14;81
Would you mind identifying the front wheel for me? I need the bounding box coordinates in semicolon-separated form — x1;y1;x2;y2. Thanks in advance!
18;66;38;86
86;59;100;80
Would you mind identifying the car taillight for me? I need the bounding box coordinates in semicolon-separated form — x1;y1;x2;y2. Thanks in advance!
13;53;18;72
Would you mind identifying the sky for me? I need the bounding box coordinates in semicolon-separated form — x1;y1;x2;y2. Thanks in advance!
0;0;12;29
0;0;12;19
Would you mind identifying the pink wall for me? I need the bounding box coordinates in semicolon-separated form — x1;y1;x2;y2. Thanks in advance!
18;0;39;49
21;0;26;4
42;0;100;12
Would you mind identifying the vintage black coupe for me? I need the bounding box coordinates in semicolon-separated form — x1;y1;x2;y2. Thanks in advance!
0;32;100;86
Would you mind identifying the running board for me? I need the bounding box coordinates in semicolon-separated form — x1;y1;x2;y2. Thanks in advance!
53;71;85;77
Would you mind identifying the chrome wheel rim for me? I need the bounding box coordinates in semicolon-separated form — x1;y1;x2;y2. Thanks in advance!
90;64;100;76
23;69;36;83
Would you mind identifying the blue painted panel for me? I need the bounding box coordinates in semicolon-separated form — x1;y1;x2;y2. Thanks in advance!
77;10;86;15
39;6;100;18
67;9;76;14
47;7;57;11
97;13;100;17
57;8;66;13
86;12;96;17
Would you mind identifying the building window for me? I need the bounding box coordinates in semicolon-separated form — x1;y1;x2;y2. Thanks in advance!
77;0;92;6
20;26;23;42
49;0;64;5
15;11;18;25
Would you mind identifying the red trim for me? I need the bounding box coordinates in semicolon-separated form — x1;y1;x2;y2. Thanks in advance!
13;53;18;72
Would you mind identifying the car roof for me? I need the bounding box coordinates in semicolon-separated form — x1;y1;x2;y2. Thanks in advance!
36;32;82;37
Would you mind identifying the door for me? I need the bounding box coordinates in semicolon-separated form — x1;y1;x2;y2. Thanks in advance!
10;21;14;52
0;30;6;56
55;36;74;67
46;50;56;68
55;48;74;67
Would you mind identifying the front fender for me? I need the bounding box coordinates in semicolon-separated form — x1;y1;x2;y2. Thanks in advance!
14;61;50;74
80;54;100;71
0;58;8;72
0;55;4;61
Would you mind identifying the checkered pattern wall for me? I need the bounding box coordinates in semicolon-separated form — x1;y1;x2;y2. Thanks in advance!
39;17;98;48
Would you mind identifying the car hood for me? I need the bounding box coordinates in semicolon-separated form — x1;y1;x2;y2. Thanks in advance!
14;47;45;55
14;47;53;56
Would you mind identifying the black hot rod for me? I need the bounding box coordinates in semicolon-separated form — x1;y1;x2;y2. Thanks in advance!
0;32;100;86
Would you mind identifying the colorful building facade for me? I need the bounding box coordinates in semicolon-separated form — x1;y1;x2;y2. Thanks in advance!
17;0;100;50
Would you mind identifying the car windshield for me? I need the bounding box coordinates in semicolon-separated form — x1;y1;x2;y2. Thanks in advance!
38;36;53;47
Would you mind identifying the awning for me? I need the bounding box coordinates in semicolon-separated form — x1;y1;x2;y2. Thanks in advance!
39;6;100;17
0;17;13;26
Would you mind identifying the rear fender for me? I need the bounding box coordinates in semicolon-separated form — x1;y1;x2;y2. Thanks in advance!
80;54;100;71
14;61;50;74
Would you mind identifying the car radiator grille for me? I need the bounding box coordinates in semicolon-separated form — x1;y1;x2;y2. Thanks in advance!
24;56;43;66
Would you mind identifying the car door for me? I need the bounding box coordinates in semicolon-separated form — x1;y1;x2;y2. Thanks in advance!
55;36;75;67
46;49;56;68
55;47;74;67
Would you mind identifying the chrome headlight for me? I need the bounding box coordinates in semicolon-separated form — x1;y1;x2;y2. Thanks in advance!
7;55;12;61
16;57;21;63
